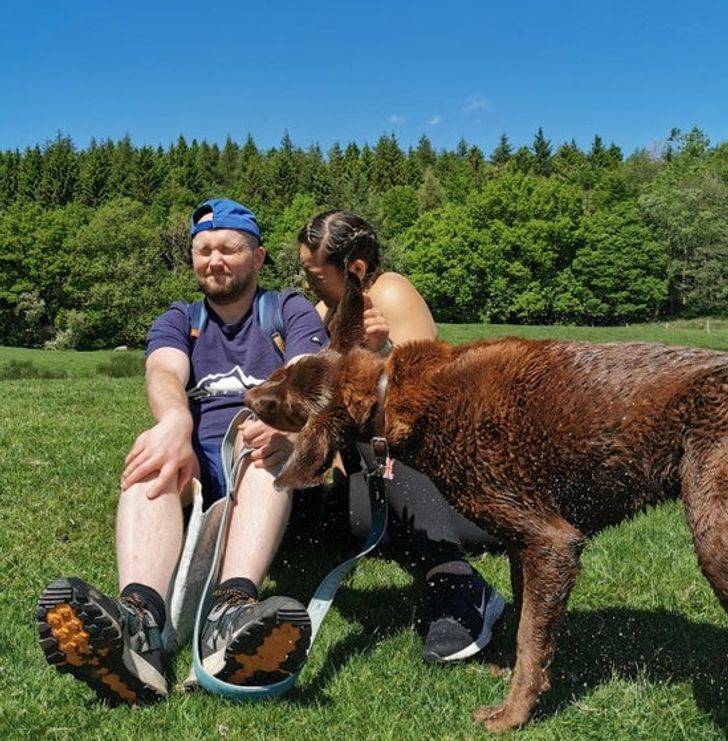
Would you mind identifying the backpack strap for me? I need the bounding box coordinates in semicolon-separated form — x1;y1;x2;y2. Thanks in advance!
186;292;289;359
256;289;287;360
187;300;208;340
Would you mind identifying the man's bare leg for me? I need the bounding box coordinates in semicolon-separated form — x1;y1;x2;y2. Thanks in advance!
36;474;181;705
219;459;292;586
199;456;310;685
116;477;186;597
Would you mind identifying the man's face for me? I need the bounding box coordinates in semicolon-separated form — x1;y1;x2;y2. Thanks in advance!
191;226;266;305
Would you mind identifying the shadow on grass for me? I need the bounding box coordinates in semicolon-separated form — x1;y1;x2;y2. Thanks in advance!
263;500;727;727
272;534;727;730
537;605;727;731
473;599;727;732
267;528;425;706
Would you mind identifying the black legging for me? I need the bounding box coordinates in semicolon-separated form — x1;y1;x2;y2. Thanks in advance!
345;444;499;573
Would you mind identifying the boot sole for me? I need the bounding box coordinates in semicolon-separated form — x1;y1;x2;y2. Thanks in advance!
36;577;167;705
206;597;312;686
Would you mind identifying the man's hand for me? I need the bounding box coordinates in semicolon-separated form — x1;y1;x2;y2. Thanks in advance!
363;295;390;353
122;410;196;499
238;416;296;470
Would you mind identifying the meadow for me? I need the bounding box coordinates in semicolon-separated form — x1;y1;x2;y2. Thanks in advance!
1;320;727;740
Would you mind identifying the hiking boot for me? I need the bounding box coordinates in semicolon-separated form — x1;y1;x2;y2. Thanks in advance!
421;570;505;663
200;591;311;686
36;577;167;704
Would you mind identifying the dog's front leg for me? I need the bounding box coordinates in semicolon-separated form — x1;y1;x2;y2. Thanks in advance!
485;550;523;679
508;550;524;635
474;518;585;732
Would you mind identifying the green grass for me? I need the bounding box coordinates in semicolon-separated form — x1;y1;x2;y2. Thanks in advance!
437;316;728;350
1;325;727;739
0;346;144;378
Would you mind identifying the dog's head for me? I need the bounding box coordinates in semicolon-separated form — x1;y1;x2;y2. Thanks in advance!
245;271;384;490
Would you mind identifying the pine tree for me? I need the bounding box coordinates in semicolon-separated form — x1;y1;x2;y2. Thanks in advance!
490;133;513;166
108;134;136;198
134;145;163;204
269;131;299;205
183;138;202;195
17;145;43;202
306;144;331;205
371;134;406;192
511;145;535;175
219;135;239;191
235;134;265;203
351;143;372;210
532;127;553;176
403;147;424;188
468;145;485;173
170;135;189;171
38;132;79;207
0;150;20;207
589;135;606;168
327;142;347;205
417;168;447;213
196;141;221;197
456;137;468;158
605;143;623;167
77;138;112;206
416;135;437;169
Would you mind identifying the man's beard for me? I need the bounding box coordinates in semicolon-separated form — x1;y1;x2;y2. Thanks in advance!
197;272;255;305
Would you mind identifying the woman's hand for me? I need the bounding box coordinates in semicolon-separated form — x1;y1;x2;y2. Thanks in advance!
362;295;390;353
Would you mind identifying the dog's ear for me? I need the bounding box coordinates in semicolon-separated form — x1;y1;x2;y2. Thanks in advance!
274;407;342;491
329;271;365;353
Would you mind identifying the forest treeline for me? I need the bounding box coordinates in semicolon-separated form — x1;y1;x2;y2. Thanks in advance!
0;127;726;348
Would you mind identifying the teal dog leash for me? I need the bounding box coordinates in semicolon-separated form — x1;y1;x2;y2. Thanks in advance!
191;408;389;699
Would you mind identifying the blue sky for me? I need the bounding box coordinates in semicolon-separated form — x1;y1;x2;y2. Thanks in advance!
2;0;727;156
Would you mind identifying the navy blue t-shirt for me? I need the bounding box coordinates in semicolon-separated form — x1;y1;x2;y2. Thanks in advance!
145;290;328;449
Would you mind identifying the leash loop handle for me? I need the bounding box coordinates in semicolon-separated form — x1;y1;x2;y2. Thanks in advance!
190;409;388;700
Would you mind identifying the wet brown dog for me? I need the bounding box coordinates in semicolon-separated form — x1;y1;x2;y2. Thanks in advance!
246;277;728;732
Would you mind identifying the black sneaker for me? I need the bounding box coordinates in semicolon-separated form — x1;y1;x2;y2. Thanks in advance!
200;591;312;686
421;570;505;663
36;577;167;704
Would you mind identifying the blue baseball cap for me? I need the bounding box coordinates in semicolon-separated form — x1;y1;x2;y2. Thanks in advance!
190;198;272;263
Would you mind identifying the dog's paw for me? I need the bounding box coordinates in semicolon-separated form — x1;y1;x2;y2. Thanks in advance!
473;703;528;733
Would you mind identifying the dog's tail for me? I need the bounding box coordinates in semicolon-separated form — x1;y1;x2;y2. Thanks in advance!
682;435;728;613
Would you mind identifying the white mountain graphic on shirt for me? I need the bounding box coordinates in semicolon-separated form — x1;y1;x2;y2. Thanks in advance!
187;365;265;400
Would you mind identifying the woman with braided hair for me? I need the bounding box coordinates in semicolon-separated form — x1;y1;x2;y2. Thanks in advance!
298;210;505;664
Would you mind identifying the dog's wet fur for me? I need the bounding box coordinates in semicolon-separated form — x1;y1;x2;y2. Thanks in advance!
246;274;728;732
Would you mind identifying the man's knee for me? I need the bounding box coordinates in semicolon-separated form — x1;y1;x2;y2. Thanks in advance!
121;476;195;507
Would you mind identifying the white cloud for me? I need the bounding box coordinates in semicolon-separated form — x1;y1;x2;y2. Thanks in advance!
388;114;406;124
463;94;493;113
427;115;442;125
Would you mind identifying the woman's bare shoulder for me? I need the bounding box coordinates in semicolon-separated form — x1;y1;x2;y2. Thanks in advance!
368;272;437;342
369;272;424;304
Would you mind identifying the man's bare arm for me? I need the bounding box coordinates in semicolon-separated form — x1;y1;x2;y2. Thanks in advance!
145;347;192;424
122;348;197;499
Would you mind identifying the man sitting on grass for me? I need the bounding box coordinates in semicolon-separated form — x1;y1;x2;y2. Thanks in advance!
36;199;328;704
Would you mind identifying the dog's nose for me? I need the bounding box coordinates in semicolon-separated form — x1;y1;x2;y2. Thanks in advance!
252;395;279;420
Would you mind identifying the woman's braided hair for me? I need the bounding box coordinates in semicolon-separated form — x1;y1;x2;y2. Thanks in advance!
298;210;382;288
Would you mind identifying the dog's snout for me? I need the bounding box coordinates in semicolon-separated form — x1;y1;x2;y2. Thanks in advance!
245;388;281;422
259;397;279;417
